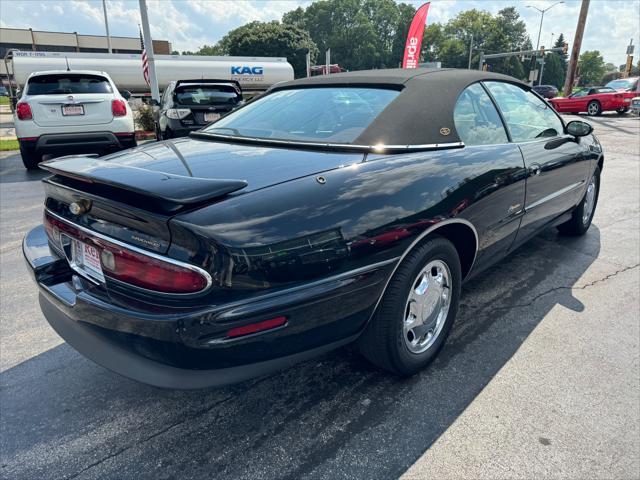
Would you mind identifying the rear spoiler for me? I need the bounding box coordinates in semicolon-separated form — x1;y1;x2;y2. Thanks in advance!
40;156;247;214
175;79;242;93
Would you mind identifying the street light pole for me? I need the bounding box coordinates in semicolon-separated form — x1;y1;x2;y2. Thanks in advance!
527;2;564;85
527;1;564;49
467;34;473;69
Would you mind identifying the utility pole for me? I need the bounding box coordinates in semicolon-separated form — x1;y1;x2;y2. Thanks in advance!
467;34;473;69
539;47;546;85
138;0;160;103
623;39;635;78
563;0;590;95
305;51;311;78
102;0;112;53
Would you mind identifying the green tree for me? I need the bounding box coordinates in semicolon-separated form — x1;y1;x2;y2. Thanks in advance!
282;0;415;70
553;33;568;69
578;50;606;86
208;21;318;78
187;44;225;56
499;56;526;80
541;53;564;89
418;7;531;78
390;3;417;66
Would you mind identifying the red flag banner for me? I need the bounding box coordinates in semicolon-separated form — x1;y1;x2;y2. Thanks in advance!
402;2;431;69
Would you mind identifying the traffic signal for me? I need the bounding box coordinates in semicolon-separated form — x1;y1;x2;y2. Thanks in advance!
562;42;568;54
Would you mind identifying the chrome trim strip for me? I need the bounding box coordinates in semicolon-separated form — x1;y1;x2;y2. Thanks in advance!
191;132;465;153
44;208;213;295
368;218;479;323
525;181;584;211
38;99;106;105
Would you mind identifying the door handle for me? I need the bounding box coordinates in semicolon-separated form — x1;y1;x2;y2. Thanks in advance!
529;163;542;176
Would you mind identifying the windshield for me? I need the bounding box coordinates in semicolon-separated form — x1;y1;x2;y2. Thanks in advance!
605;78;637;90
174;84;241;106
203;87;400;144
27;74;112;95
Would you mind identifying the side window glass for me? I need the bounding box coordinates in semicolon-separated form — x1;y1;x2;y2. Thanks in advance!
453;83;509;146
485;81;564;142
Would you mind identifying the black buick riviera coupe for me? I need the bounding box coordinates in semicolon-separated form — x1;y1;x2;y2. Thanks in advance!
24;69;602;389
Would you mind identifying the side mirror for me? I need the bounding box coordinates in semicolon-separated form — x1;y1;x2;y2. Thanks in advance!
149;98;160;107
566;120;593;137
121;90;132;100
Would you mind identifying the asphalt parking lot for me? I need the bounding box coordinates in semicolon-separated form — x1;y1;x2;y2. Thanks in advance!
1;113;639;480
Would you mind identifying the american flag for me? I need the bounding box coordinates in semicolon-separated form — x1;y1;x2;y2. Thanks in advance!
139;27;150;86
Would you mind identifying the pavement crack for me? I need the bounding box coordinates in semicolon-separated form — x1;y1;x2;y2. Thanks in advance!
464;263;639;313
64;393;236;480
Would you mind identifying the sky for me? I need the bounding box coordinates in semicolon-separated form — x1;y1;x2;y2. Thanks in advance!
0;0;638;67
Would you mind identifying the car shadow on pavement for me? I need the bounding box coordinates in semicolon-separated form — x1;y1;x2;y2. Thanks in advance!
0;163;49;184
0;227;600;480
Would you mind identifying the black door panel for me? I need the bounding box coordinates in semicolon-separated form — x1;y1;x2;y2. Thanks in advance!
515;138;589;244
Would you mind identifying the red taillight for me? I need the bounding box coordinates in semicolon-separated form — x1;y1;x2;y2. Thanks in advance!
43;211;209;294
16;102;32;120
99;245;208;294
226;317;287;338
111;99;127;117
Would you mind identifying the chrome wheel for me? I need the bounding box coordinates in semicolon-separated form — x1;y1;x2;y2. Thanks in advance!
582;174;597;226
403;260;452;354
587;102;600;116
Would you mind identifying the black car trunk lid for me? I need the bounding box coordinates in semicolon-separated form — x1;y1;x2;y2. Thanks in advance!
40;155;248;254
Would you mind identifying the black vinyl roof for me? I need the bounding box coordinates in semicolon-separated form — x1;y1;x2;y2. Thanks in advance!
270;68;528;147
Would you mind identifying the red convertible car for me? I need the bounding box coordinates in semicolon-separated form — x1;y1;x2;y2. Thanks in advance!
549;86;630;115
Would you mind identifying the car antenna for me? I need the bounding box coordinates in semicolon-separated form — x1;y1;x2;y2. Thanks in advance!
65;56;71;72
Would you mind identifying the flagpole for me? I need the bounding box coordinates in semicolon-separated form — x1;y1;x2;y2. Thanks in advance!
138;0;160;103
102;0;112;53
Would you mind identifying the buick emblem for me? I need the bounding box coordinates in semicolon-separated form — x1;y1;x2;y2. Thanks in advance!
69;200;91;215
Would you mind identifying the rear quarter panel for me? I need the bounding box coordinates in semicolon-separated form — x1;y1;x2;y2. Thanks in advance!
169;144;527;301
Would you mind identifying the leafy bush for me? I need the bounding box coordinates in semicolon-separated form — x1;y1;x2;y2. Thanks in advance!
135;105;155;132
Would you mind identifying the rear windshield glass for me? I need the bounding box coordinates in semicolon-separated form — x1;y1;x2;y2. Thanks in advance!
204;87;400;144
174;85;241;106
605;78;637;90
594;87;616;93
27;74;112;95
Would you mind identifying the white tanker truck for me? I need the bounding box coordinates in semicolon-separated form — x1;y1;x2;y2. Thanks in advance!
3;50;294;98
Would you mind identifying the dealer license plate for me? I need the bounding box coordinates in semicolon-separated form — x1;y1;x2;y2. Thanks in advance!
204;112;220;122
72;239;105;282
62;105;85;116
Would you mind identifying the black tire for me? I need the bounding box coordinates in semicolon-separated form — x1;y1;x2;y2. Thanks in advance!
587;100;602;116
558;166;600;236
358;236;461;376
19;143;42;170
616;107;629;115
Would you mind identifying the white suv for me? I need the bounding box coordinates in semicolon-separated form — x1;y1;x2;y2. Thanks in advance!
14;70;136;170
